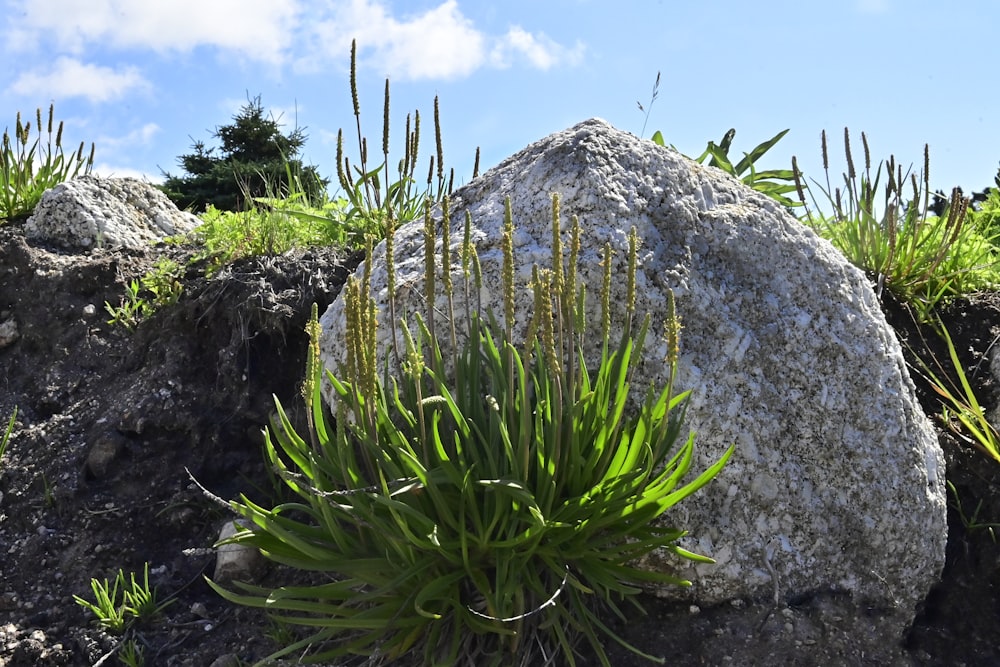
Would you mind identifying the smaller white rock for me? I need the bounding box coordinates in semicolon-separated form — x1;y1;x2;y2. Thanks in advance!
213;520;264;583
26;175;201;250
988;346;1000;430
0;318;19;349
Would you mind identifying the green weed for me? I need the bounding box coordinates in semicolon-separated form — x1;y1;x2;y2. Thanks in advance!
910;319;1000;464
39;472;56;509
117;639;146;667
333;38;458;244
104;258;184;330
75;570;130;632
795;129;1000;319
948;481;1000;541
966;184;1000;240
210;195;731;666
666;127;801;207
0;104;94;222
74;563;173;632
637;70;798;211
190;171;348;272
0;406;15;469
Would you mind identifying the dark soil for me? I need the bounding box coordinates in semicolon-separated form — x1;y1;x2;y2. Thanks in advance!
1;221;999;666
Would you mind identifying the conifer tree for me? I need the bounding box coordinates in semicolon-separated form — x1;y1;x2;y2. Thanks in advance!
161;94;326;212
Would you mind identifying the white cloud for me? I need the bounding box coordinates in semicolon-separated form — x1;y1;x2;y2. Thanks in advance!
3;0;299;64
3;0;584;83
97;123;161;150
491;26;585;71
299;1;584;81
87;124;164;183
8;57;150;103
301;0;486;80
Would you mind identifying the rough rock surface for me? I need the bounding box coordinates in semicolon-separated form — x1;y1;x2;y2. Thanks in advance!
25;175;201;249
319;118;947;625
3;213;1000;664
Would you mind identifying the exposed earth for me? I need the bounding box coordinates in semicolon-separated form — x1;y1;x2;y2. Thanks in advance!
2;219;1000;666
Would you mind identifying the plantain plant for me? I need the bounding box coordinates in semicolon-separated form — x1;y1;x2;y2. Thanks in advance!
73;562;173;632
0;104;95;222
179;37;470;276
794;129;1000;319
334;38;462;246
636;71;797;206
645;117;798;207
210;194;731;666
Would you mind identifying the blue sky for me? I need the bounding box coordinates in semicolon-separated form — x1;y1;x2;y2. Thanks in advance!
2;0;998;203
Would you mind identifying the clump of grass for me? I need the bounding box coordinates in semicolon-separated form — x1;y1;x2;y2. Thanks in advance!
0;104;95;223
210;193;731;666
73;563;174;632
909;319;1000;464
794;129;1000;319
0;406;15;469
183;37;471;273
948;480;1000;541
104;258;185;331
191;187;347;272
966;182;1000;241
117;639;146;667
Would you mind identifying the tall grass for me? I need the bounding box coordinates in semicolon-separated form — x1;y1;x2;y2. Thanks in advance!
0;105;94;222
794;129;1000;319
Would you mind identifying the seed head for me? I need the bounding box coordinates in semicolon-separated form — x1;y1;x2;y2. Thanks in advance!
441;196;452;298
843;127;855;180
600;242;612;341
502;196;515;336
350;40;360;117
434;96;444;182
382;78;390;159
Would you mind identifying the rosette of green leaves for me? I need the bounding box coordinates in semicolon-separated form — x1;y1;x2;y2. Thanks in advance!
210;198;731;666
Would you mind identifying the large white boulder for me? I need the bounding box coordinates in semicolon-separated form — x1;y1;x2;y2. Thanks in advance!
25;175;200;249
319;118;946;620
